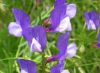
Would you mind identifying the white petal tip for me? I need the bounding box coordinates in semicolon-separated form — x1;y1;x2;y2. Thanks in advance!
30;38;42;52
67;43;77;58
8;22;22;37
61;70;70;73
67;4;77;19
55;17;72;32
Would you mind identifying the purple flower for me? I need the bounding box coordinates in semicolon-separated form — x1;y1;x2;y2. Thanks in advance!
51;64;70;73
85;11;100;48
8;8;31;37
17;59;37;73
47;32;77;73
84;11;100;30
8;8;47;52
23;25;47;52
47;43;77;62
47;32;70;62
49;1;77;32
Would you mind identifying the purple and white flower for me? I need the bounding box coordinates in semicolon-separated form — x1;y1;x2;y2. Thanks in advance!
47;32;77;73
84;11;100;30
47;32;77;62
8;8;47;52
8;8;31;37
17;59;37;73
47;31;77;73
85;11;100;48
23;25;47;52
47;32;70;62
49;0;77;32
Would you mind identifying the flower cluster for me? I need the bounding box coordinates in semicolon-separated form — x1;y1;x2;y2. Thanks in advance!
8;0;77;73
8;0;100;73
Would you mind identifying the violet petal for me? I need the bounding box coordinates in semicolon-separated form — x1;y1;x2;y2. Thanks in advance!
23;27;33;46
8;8;31;37
23;26;47;52
17;59;37;73
54;0;66;7
50;4;67;31
47;32;70;62
51;61;70;73
51;64;61;73
57;32;70;57
12;8;31;30
31;26;47;52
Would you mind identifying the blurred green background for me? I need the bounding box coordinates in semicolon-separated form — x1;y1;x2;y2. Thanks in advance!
0;0;100;73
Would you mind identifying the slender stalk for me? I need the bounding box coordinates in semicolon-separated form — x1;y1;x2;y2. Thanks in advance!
15;37;23;73
16;37;23;57
0;57;16;61
41;52;46;73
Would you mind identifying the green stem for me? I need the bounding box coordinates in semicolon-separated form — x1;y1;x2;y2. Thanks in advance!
0;57;16;61
16;37;23;57
97;27;100;37
31;6;53;25
15;37;23;73
42;52;46;73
